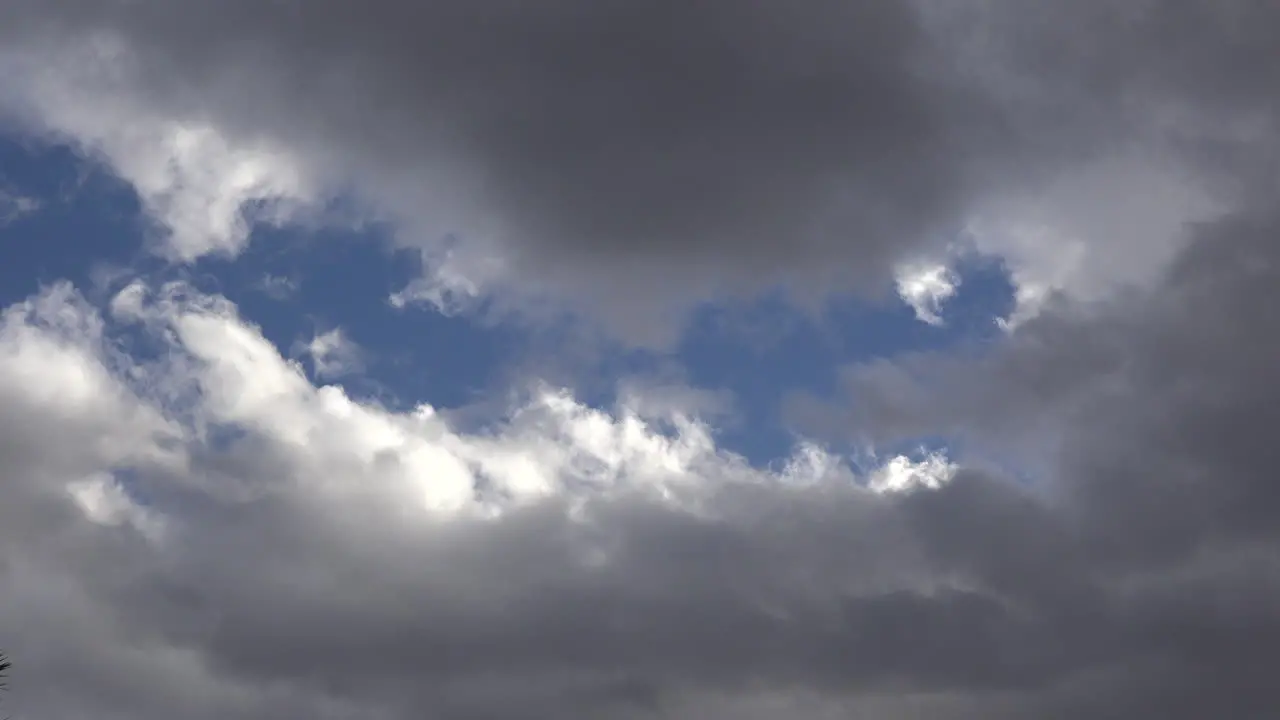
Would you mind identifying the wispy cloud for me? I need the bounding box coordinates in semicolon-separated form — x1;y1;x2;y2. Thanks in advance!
0;188;39;225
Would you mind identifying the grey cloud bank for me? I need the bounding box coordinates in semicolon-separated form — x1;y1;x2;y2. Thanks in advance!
1;2;1280;718
3;212;1280;717
2;1;1272;336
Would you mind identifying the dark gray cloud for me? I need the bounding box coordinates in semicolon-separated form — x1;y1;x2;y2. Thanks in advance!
7;211;1280;718
788;204;1280;716
3;2;1280;718
3;1;1275;338
5;1;981;298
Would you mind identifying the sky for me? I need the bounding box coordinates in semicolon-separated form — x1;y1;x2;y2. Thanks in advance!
0;2;1277;718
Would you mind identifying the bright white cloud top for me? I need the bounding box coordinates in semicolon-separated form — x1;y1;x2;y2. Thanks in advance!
0;281;963;717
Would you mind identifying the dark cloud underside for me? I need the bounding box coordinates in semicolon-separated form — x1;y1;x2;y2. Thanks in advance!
2;1;1280;718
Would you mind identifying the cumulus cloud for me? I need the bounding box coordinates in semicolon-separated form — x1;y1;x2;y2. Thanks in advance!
783;205;1280;716
866;451;957;494
2;1;1272;340
0;34;315;260
3;2;1280;717
965;152;1223;328
894;261;959;326
253;273;299;301
5;200;1280;715
0;188;39;225
301;328;364;381
0;280;971;718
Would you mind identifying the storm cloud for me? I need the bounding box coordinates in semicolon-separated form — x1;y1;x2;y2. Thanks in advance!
2;211;1280;716
2;1;1280;718
1;0;1270;336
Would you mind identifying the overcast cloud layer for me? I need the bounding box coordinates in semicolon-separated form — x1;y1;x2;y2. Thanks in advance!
2;1;1280;718
2;0;1269;336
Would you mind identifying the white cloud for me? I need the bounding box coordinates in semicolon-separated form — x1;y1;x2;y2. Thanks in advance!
0;282;960;719
866;451;957;494
894;261;959;326
389;242;508;316
303;328;364;380
122;123;309;260
0;36;317;260
66;471;166;541
254;274;299;300
883;153;1229;333
966;153;1222;328
0;188;39;225
0;282;181;473
0;279;948;528
95;280;924;519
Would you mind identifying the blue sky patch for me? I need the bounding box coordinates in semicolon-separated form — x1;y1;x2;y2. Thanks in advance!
0;131;1016;467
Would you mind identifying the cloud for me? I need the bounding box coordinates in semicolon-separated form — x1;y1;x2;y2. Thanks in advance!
0;280;966;718
894;261;959;326
0;34;315;260
866;451;957;494
3;1;1271;340
301;327;364;380
2;3;1280;717
253;273;299;301
0;188;39;225
784;205;1280;715
6;199;1280;715
965;152;1222;328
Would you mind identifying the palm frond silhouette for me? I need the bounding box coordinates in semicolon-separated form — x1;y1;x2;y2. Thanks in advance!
0;651;10;720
